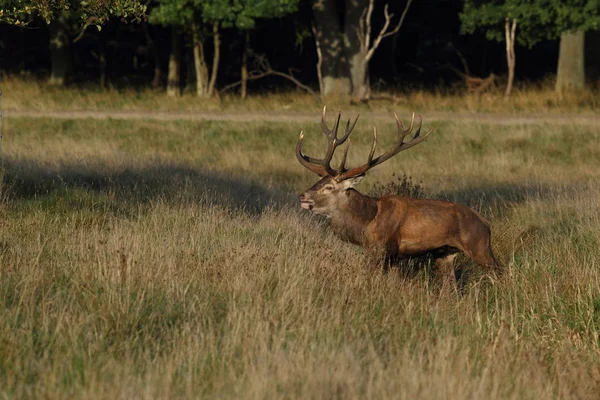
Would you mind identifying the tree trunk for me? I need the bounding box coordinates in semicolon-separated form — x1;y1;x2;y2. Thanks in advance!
167;27;182;97
504;18;516;99
98;35;107;89
152;61;163;89
556;31;585;93
344;0;369;100
241;31;249;100
145;24;163;89
207;22;220;97
312;0;351;96
48;14;71;86
347;0;412;102
192;24;209;98
185;45;196;93
311;23;325;94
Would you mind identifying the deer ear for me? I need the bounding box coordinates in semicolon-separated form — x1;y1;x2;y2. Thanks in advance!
341;175;364;190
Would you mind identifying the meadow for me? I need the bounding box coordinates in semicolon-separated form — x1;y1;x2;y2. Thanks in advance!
0;107;599;398
2;75;600;114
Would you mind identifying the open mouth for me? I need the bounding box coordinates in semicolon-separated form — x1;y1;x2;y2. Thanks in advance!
300;200;314;210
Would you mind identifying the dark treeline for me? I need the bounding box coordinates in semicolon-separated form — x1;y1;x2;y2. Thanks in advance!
1;0;599;96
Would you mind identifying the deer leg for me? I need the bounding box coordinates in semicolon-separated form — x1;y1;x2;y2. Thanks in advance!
473;248;502;277
435;253;458;289
366;247;386;271
366;245;398;273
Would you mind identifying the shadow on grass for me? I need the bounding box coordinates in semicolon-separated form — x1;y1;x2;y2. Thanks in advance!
1;156;297;215
438;181;592;217
368;172;576;218
442;183;548;207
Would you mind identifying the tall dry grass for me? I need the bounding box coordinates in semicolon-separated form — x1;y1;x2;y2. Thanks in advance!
0;115;599;398
2;75;599;114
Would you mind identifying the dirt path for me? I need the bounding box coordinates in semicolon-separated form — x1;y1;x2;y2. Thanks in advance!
4;109;599;125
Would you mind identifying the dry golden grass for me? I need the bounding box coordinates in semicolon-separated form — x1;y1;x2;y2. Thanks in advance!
2;75;599;114
0;115;599;399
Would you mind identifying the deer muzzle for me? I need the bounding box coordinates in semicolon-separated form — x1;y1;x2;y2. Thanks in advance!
298;194;314;210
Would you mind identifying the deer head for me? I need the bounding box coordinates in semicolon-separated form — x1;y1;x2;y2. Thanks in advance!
296;107;434;217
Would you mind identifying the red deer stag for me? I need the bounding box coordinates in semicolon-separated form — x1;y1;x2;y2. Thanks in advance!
296;107;500;283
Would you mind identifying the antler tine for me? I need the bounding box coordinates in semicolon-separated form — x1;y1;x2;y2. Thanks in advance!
336;127;377;180
333;115;361;173
320;106;341;140
406;115;435;143
368;114;431;166
394;111;416;142
297;106;357;177
338;142;350;172
368;126;377;164
336;113;433;181
296;130;330;176
337;114;360;146
411;118;435;144
317;107;344;174
336;113;362;170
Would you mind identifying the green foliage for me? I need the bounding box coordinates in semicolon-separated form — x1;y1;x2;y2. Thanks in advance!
149;0;298;29
148;0;197;26
460;0;600;47
229;0;298;29
0;0;146;26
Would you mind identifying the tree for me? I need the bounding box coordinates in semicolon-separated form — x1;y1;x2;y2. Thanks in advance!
353;0;412;101
504;18;516;98
150;0;197;97
461;0;600;94
0;0;146;85
0;0;145;26
150;0;298;98
150;0;227;98
227;0;299;99
311;0;352;96
311;0;411;100
556;31;585;92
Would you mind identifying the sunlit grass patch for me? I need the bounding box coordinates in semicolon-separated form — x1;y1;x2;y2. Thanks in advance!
3;75;600;114
0;116;599;398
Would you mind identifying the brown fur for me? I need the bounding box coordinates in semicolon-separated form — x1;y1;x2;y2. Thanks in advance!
299;176;500;282
296;109;499;283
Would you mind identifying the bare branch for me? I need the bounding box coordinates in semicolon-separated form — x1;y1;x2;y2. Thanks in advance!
449;43;471;76
364;0;413;62
311;23;324;94
220;54;317;97
364;0;375;57
382;0;412;39
73;17;99;43
357;8;368;55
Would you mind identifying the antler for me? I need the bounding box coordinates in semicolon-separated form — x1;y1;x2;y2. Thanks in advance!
336;112;434;180
297;109;434;180
296;106;359;176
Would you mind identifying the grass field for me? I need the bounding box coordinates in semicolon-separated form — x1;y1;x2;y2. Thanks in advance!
2;75;600;114
1;113;599;399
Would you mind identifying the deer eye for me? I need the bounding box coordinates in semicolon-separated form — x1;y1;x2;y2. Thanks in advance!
323;185;334;191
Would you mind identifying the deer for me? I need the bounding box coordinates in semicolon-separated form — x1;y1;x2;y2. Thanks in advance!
296;107;500;284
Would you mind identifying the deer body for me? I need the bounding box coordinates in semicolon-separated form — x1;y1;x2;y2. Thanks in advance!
368;196;493;261
297;108;499;282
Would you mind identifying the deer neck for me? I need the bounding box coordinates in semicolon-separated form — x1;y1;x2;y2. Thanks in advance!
329;189;378;246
